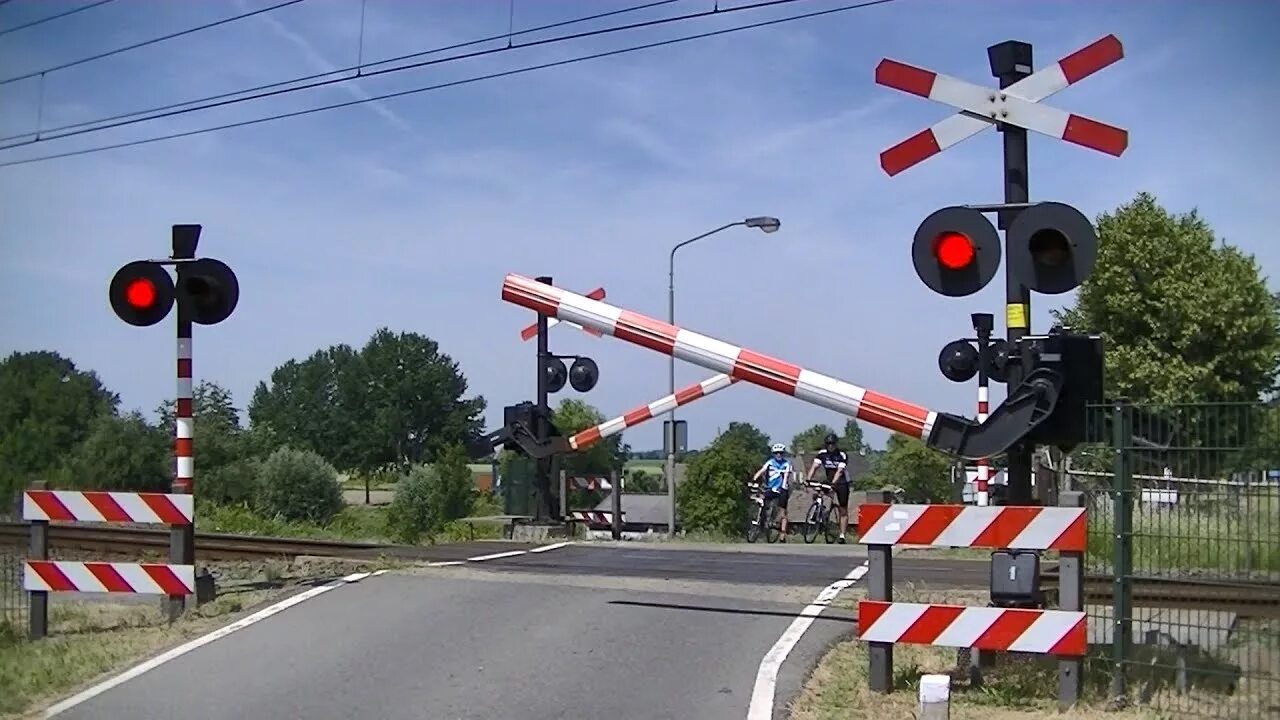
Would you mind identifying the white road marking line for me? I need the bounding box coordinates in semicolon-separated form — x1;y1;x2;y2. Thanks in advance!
466;550;527;562
529;541;573;553
426;560;466;567
43;571;382;718
746;560;869;720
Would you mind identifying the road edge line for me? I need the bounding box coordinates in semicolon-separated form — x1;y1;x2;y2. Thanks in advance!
746;560;869;720
43;570;383;718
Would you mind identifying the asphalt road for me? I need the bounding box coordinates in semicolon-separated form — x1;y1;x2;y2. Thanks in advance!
49;542;990;720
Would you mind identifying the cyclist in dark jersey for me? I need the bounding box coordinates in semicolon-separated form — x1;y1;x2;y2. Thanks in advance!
806;432;850;543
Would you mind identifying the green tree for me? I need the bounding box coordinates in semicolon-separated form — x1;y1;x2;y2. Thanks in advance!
156;380;258;503
249;329;486;475
791;423;837;454
53;412;170;493
0;351;119;499
432;442;476;523
386;445;475;544
551;398;628;476
677;429;761;535
1054;192;1280;404
717;421;770;457
841;418;870;456
863;434;953;502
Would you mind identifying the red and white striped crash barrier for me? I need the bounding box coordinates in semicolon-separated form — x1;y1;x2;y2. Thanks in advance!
23;490;194;525
857;503;1085;552
569;374;737;450
24;561;197;595
571;511;622;525
877;34;1127;176
502;274;939;440
858;600;1087;656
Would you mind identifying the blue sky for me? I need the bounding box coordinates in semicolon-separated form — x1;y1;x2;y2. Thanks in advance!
2;0;1278;453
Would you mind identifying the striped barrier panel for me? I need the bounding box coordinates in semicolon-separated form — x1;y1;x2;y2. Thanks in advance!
858;601;1087;656
23;490;196;596
570;510;623;526
856;503;1086;552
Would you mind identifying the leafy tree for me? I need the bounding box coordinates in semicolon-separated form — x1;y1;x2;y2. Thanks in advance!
0;351;119;499
677;429;761;535
791;423;837;454
717;421;771;457
254;447;344;524
863;434;953;502
551;399;628;476
841;418;871;456
54;412;170;493
1054;192;1280;404
249;329;486;475
432;442;476;523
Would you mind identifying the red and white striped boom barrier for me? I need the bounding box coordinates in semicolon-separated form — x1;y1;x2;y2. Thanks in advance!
569;374;737;450
22;489;197;637
856;503;1085;552
519;286;606;341
876;34;1128;176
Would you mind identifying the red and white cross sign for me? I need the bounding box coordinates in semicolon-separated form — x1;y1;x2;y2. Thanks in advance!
519;286;607;341
876;34;1129;176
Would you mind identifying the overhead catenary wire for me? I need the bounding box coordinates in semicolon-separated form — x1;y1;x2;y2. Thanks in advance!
0;0;308;86
0;0;899;168
0;0;115;37
0;0;685;146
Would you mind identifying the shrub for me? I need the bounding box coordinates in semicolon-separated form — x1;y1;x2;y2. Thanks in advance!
386;444;475;544
677;435;759;535
200;456;261;507
53;412;170;492
254;447;343;524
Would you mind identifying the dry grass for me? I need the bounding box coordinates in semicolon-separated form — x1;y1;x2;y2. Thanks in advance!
0;557;397;719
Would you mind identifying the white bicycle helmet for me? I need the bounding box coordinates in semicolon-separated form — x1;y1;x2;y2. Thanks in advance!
771;443;787;454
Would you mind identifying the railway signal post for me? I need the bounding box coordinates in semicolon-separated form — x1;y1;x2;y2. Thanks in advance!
109;224;239;618
879;33;1128;503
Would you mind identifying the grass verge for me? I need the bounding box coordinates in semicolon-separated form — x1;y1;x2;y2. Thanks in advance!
0;557;398;719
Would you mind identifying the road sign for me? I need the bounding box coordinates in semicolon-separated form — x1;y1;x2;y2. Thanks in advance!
519;286;606;340
876;34;1128;176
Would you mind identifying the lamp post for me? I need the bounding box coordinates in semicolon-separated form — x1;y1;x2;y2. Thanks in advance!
665;216;781;537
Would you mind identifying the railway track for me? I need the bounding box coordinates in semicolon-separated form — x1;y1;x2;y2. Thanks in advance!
1040;569;1280;618
0;522;393;561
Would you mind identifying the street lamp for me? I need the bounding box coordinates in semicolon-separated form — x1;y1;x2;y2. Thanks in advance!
665;216;781;537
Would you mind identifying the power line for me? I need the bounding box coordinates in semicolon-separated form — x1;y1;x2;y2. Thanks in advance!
8;0;808;150
0;0;899;168
0;0;115;37
0;0;685;146
0;0;308;86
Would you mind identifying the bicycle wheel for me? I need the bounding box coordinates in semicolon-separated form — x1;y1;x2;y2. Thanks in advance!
802;499;821;543
765;498;782;543
746;500;762;543
823;505;841;544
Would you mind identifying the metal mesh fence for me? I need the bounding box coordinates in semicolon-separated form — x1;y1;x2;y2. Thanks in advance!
1;488;27;640
1068;401;1280;718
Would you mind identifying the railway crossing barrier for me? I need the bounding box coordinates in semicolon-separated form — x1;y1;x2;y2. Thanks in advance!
560;470;624;540
22;486;201;638
856;491;1087;710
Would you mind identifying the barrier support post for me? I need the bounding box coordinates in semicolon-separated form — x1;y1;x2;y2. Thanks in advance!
559;469;568;522
611;469;622;541
1058;490;1086;711
27;481;48;640
868;541;893;692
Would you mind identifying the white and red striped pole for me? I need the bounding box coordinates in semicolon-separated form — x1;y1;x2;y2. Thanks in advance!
502;274;940;441
569;374;737;451
176;334;193;494
976;383;989;506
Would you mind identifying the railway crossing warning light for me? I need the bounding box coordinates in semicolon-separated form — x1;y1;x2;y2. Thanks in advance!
109;261;176;326
542;355;599;394
109;225;239;327
937;337;1014;384
912;206;1001;297
1007;202;1099;294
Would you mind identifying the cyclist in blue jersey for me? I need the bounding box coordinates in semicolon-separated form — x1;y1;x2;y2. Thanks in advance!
752;443;794;541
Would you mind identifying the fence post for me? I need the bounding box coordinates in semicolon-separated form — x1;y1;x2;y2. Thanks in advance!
1110;399;1133;700
1058;490;1086;711
26;481;47;640
868;537;893;692
559;469;568;521
611;470;622;541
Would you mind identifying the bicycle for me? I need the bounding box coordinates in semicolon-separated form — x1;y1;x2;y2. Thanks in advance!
802;482;841;544
745;482;784;543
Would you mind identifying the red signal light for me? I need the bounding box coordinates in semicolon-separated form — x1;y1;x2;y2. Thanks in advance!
933;232;975;270
124;277;157;309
